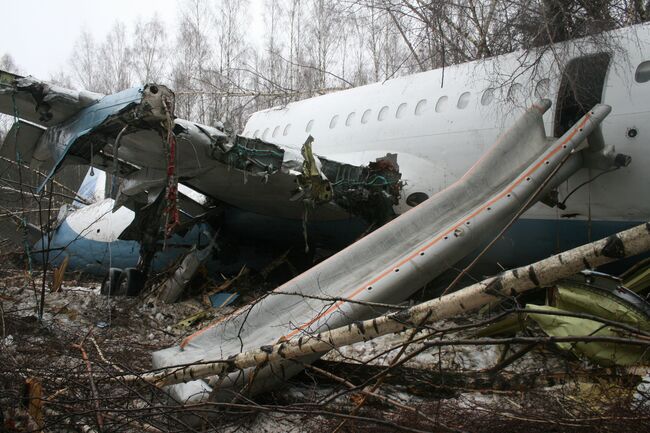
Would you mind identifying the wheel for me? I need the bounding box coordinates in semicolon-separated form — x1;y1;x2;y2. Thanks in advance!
101;268;125;296
123;268;146;296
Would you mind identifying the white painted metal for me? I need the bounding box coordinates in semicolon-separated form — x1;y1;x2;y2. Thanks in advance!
243;24;650;223
153;101;612;404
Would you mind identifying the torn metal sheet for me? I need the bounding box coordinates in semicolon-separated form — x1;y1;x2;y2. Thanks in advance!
481;271;650;367
527;272;650;366
528;304;649;366
32;84;173;189
157;240;216;303
200;130;402;224
0;71;102;126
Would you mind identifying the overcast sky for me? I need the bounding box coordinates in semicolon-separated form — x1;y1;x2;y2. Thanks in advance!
0;0;263;81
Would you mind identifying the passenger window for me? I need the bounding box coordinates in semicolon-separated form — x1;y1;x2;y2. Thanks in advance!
283;124;291;136
534;79;550;98
457;92;471;109
635;61;650;83
361;109;372;124
272;126;280;138
481;88;494;105
396;103;408;118
329;115;339;129
262;128;270;139
346;112;356;126
415;99;427;115
306;120;314;132
378;106;389;121
435;96;448;113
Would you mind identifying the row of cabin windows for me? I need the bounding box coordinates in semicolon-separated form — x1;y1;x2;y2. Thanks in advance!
251;77;560;138
253;62;650;139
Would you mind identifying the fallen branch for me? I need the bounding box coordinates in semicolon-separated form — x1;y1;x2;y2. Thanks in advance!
123;222;650;387
304;363;462;433
72;339;104;431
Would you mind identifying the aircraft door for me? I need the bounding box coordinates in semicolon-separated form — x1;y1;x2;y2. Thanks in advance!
554;52;611;137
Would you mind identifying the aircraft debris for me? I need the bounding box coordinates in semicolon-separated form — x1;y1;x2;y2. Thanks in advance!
526;272;650;366
3;20;650;432
150;101;624;404
202;265;249;307
1;70;405;287
193;126;403;224
138;222;650;389
621;258;650;294
176;310;211;329
208;292;239;308
156;240;216;303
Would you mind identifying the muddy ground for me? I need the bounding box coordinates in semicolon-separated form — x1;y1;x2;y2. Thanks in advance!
1;250;649;433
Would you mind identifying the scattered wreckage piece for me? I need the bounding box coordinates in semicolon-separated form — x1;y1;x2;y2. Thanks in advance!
150;101;614;403
621;258;650;294
527;272;650;366
30;196;215;276
138;221;650;389
476;269;650;366
156;240;216;304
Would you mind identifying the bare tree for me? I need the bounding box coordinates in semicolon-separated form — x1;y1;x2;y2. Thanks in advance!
0;53;20;74
132;15;169;84
172;0;214;123
54;0;650;134
0;54;21;143
70;30;102;92
98;21;134;93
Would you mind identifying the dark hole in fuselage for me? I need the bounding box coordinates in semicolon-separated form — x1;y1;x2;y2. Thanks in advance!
554;53;610;138
406;192;429;207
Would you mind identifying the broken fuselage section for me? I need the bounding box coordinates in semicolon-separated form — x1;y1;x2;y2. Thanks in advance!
0;70;404;276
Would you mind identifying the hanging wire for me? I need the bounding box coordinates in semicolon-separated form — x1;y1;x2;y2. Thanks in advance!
162;96;180;240
558;166;620;209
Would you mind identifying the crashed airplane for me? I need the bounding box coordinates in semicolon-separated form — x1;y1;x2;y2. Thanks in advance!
1;21;649;407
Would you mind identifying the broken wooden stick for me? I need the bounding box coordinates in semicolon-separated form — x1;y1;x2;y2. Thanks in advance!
72;340;104;430
125;222;650;387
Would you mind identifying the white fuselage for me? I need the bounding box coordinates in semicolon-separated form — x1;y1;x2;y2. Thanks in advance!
242;24;650;225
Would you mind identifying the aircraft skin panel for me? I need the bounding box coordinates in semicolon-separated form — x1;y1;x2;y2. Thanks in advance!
1;23;648;286
0;71;102;126
242;23;650;224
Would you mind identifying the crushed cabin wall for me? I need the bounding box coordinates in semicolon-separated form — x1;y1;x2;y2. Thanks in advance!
205;133;403;225
0;75;173;248
1;71;403;250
